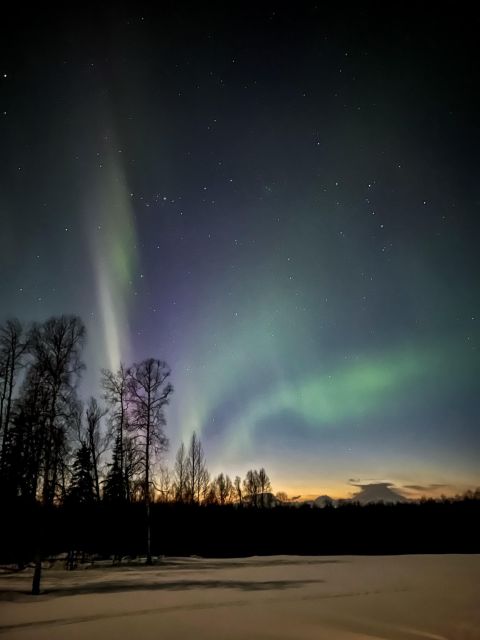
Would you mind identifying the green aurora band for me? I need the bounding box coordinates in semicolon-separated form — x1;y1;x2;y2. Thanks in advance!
222;347;441;455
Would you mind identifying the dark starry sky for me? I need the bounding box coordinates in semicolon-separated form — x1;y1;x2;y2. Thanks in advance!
1;2;479;497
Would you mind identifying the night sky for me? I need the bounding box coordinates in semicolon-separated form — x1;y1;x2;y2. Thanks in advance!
1;3;479;498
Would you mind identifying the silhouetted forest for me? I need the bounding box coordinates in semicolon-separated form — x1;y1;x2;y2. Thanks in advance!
2;496;479;568
1;316;479;591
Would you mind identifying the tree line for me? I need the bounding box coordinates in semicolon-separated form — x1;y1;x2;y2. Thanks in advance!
0;316;272;509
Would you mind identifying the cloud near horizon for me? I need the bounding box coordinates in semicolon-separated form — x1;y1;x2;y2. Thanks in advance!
350;481;395;488
403;483;450;491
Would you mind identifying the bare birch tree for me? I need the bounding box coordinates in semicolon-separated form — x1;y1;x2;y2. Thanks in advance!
127;358;173;564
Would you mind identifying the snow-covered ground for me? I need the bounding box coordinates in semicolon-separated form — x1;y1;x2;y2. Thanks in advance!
0;555;479;639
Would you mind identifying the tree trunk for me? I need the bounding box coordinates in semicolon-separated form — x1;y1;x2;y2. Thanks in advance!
31;553;42;595
4;354;16;446
119;396;126;501
0;353;11;468
146;500;152;565
145;389;152;565
89;430;101;501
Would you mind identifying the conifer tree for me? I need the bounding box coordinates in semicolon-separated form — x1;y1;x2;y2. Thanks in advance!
68;443;95;504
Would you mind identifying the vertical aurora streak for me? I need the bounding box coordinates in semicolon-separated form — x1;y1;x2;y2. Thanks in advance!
86;152;139;373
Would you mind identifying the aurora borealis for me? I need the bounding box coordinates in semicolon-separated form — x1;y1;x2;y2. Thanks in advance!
1;3;478;498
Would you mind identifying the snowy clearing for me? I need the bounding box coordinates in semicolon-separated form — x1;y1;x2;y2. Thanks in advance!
0;555;479;639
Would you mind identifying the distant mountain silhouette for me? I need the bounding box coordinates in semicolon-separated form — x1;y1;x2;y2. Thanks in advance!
286;495;336;508
349;482;408;504
313;495;335;508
